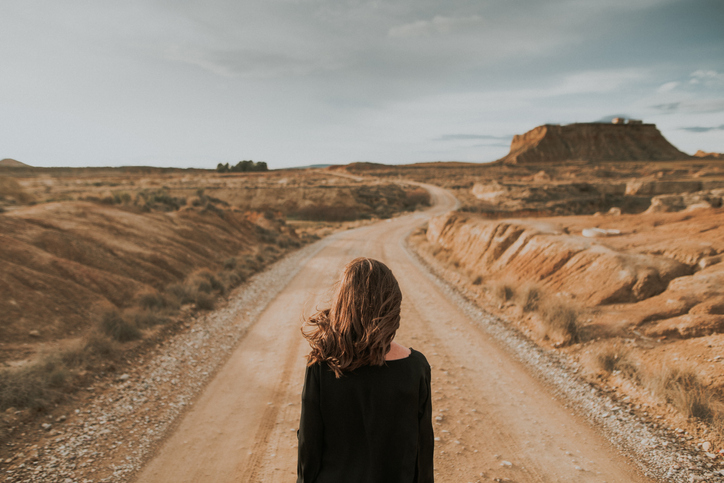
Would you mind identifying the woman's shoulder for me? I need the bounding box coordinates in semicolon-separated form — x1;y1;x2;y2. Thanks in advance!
408;348;431;370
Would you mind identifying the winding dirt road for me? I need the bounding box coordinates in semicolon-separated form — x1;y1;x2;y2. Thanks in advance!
134;185;652;483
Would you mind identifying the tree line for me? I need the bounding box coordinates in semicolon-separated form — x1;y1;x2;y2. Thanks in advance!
216;160;268;173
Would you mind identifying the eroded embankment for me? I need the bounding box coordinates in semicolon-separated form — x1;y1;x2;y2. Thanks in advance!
421;208;724;462
427;210;724;337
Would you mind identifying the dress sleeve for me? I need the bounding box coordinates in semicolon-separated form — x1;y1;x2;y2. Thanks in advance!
297;363;324;483
417;360;434;482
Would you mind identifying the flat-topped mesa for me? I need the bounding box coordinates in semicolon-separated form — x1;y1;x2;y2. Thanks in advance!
497;122;691;165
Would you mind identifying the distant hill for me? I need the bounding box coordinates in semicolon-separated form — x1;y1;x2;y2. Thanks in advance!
496;123;691;164
694;150;724;160
0;158;32;168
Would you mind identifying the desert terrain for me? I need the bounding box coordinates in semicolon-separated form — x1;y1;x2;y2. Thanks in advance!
1;122;723;482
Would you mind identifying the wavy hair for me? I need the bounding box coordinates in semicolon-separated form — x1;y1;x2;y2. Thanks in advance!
302;257;402;378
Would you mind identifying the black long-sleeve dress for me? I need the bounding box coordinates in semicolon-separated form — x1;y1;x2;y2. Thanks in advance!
297;348;434;483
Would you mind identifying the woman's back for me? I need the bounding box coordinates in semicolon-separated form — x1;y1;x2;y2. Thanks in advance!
297;348;433;483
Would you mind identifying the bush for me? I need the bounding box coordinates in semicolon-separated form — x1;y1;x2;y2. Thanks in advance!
539;300;581;344
194;291;215;310
290;204;360;222
492;281;515;303
472;276;483;285
138;291;177;311
168;283;195;305
100;311;141;342
223;257;237;270
595;346;639;381
517;284;541;312
133;310;170;328
647;367;720;421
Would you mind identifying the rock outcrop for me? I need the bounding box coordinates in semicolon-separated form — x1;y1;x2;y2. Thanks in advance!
497;123;690;164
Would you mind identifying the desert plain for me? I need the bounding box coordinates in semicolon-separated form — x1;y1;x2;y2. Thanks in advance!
1;122;724;482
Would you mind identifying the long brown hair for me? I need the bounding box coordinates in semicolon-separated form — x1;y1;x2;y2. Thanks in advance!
302;257;402;377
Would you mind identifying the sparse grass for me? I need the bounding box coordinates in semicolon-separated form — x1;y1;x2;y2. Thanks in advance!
517;284;541;312
290;204;360;222
194;291;215;310
539;299;582;344
137;291;178;311
491;281;515;302
647;366;721;421
100;310;141;342
595;345;639;381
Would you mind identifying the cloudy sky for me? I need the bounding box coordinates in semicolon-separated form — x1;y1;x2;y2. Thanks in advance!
1;0;722;168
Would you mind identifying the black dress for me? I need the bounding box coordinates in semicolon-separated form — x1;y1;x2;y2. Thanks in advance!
297;348;434;483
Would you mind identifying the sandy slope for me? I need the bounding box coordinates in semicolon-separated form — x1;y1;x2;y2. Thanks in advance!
133;185;651;483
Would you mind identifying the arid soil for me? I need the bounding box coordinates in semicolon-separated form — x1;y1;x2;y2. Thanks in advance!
2;180;722;482
413;192;724;470
0;166;429;461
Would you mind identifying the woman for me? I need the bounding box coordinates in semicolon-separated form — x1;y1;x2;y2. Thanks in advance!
297;257;434;483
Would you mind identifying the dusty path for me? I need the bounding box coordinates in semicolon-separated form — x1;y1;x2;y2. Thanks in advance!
134;186;652;483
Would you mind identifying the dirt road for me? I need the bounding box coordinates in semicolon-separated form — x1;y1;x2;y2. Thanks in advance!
134;185;652;483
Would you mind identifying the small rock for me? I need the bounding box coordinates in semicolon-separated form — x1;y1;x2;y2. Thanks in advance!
119;374;130;381
29;330;40;337
41;423;52;431
56;415;67;423
706;452;717;459
702;441;711;451
500;460;512;467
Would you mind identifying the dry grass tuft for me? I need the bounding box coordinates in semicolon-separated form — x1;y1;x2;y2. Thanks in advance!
491;281;516;302
517;283;541;312
647;366;722;422
100;310;141;342
595;345;639;381
539;299;582;344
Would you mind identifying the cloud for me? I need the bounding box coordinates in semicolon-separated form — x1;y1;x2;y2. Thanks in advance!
164;46;336;78
651;100;724;113
388;15;484;38
679;124;724;133
657;81;679;93
435;134;512;141
689;70;724;87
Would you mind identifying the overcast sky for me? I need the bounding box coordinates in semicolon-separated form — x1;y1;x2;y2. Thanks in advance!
1;0;723;169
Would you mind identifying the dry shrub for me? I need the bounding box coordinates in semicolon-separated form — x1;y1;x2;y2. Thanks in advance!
132;310;170;328
517;284;541;312
137;291;178;311
167;283;195;305
472;275;483;285
539;299;582;344
100;310;141;342
595;345;639;381
223;257;237;270
647;366;722;422
404;188;431;208
291;204;360;222
491;281;515;303
0;358;72;412
194;291;215;310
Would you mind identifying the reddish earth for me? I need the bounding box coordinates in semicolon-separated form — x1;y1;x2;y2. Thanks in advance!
497;123;690;165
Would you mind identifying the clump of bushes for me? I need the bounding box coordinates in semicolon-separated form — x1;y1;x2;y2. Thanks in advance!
290;204;361;222
216;160;268;173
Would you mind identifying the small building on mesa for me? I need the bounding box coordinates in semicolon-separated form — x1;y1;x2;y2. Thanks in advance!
612;117;643;125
